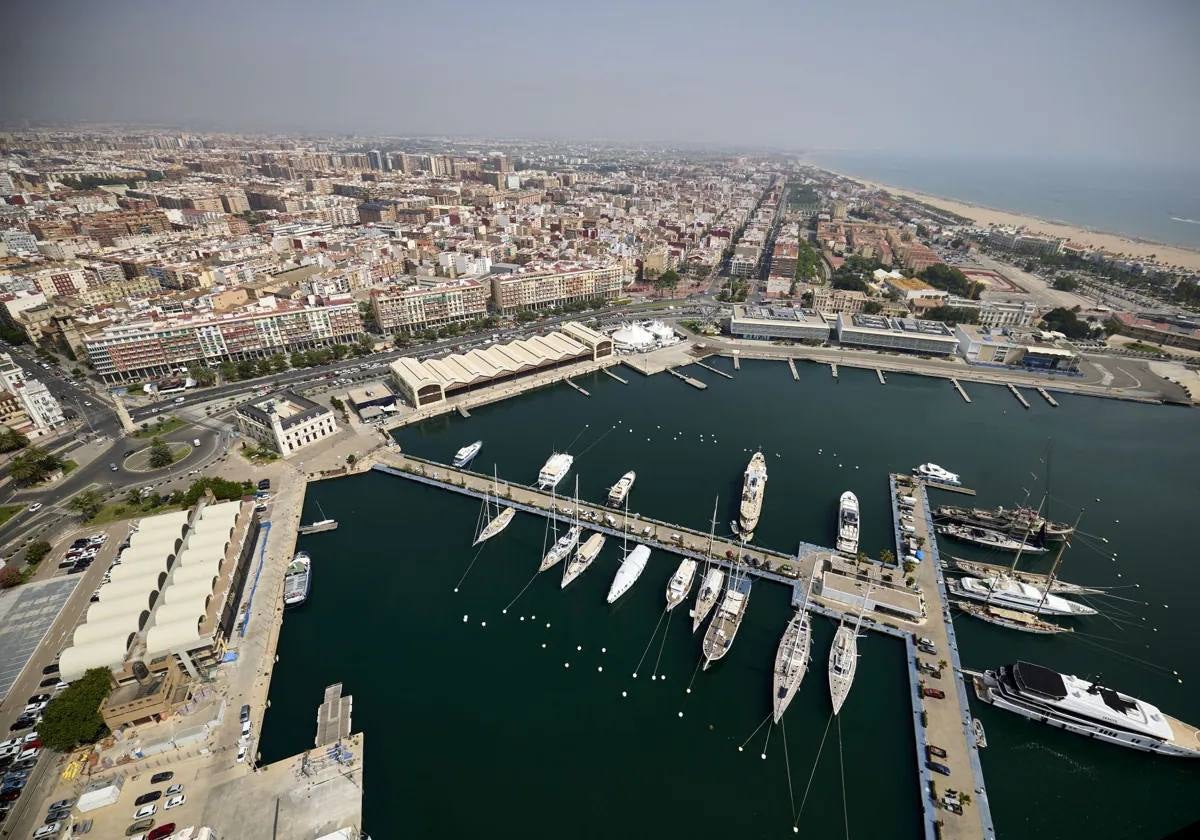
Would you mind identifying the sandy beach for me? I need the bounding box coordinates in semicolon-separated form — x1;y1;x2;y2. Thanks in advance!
838;174;1200;273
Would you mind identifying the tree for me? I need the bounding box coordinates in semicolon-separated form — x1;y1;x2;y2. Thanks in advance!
180;476;253;506
330;343;350;360
256;358;274;377
69;489;104;521
236;359;258;380
329;396;345;412
26;540;52;564
920;264;981;299
218;360;238;383
148;437;174;468
290;351;310;369
188;364;215;387
653;269;681;294
37;668;113;751
863;300;884;315
1041;307;1096;340
0;567;20;589
879;548;895;565
0;427;29;453
924;306;980;325
1052;276;1079;292
8;446;63;486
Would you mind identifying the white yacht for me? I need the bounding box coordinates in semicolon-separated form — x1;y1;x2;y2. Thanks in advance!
473;469;515;546
562;532;605;588
283;552;311;608
691;568;724;632
537;453;574;490
736;451;767;541
973;662;1200;758
701;575;752;670
772;608;812;722
835;491;860;554
453;440;482;468
540;478;582;573
665;558;697;611
914;463;960;485
607;471;636;507
607;544;650;604
950;575;1096;616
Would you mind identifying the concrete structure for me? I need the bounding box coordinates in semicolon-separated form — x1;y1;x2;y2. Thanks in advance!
729;305;830;343
0;351;65;433
346;381;397;420
237;390;339;457
955;325;1081;372
370;278;490;334
489;264;623;313
835;313;960;355
59;499;258;699
390;321;612;407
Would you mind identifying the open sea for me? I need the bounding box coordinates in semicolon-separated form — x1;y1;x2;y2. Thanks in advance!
807;152;1200;251
259;359;1200;839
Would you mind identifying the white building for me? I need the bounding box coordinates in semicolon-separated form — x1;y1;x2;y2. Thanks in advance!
944;295;1038;328
835;313;960;356
235;391;338;458
0;352;65;433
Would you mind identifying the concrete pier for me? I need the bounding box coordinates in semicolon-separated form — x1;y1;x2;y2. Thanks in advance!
603;368;628;384
1037;387;1059;407
457;405;471;418
952;378;972;403
565;378;591;397
877;368;887;385
1007;383;1030;409
732;354;741;370
316;682;354;747
668;368;708;389
831;363;838;379
695;361;733;379
788;358;799;380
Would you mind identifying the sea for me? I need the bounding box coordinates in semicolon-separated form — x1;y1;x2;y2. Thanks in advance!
259;359;1200;839
806;152;1200;251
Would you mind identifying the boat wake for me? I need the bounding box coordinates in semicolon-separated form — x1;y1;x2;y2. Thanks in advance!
1011;740;1097;775
1169;216;1200;225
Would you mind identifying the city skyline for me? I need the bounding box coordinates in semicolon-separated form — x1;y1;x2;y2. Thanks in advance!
3;0;1199;168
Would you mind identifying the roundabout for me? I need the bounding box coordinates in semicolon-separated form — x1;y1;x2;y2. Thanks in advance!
122;441;194;472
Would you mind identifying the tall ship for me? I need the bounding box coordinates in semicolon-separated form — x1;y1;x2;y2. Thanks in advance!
607;545;650;604
283;551;311;608
949;576;1095;616
701;573;752;670
971;662;1200;758
562;532;606;589
735;451;767;541
828;583;871;715
913;463;960;485
537;452;574;490
773;558;816;722
473;469;515;546
539;478;582;573
607;471;636;507
691;498;723;631
935;504;1073;542
835;491;860;554
665;558;697;611
936;523;1049;554
453;440;482;468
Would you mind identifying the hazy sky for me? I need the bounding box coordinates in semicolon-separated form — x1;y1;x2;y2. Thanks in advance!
4;0;1199;166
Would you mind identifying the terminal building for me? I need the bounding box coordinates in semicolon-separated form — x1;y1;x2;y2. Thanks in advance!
390;321;612;408
236;390;339;458
57;497;259;728
729;305;831;343
955;325;1081;372
834;313;959;356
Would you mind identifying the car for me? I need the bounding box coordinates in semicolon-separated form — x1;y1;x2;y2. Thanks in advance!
27;503;42;513
134;791;161;806
241;720;251;737
132;803;157;819
17;747;40;762
0;789;22;802
926;760;952;776
28;694;51;704
149;771;173;784
48;798;74;811
164;784;182;797
126;818;155;836
83;401;92;407
192;438;201;447
21;703;46;716
110;463;119;471
8;719;33;733
173;397;185;404
23;734;41;745
32;822;61;838
239;704;250;723
922;687;946;700
46;807;71;822
147;824;176;840
236;744;246;762
164;794;185;810
926;744;948;759
256;479;270;490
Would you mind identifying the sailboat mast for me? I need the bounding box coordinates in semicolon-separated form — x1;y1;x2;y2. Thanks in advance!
982;495;1045;607
1033;509;1084;615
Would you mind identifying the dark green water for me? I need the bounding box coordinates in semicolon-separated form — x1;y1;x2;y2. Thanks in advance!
260;359;1200;839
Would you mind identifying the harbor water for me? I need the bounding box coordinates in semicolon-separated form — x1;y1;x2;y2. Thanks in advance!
259;358;1200;839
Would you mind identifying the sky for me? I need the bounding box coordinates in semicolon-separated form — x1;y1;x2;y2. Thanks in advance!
3;0;1199;167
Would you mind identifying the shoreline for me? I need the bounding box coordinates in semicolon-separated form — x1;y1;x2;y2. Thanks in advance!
817;167;1200;272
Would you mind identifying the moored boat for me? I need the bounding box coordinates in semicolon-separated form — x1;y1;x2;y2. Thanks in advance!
607;471;636;507
772;608;812;722
936;523;1049;554
949;575;1095;616
538;452;574;490
953;600;1070;634
835;491;860;554
737;451;767;541
701;574;752;670
607;544;650;604
453;440;482;468
665;558;697;611
914;463;960;485
562;532;606;588
283;552;311;608
691;568;724;632
935;504;1073;541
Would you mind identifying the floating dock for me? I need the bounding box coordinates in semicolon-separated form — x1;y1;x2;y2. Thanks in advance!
602;368;628;384
876;368;886;385
667;368;707;389
565;379;590;397
830;363;838;379
695;361;733;379
316;683;354;747
732;354;741;370
298;520;338;535
951;378;971;403
1007;384;1030;409
457;406;471;418
1037;387;1058;407
921;480;977;496
787;358;799;380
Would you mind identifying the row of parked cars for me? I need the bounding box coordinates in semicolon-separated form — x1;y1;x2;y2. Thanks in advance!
58;532;107;576
122;771;184;839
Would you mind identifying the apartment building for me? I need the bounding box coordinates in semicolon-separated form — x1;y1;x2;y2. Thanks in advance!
236;391;338;457
83;296;364;381
370;279;490;334
0;352;66;433
489;264;623;313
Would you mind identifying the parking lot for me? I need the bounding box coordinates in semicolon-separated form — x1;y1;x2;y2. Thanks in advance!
0;580;79;703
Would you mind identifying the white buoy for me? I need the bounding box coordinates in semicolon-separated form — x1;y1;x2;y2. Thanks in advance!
686;688;692;694
760;753;766;760
678;711;684;718
622;691;627;698
546;622;551;628
738;746;743;752
453;587;459;593
541;643;547;648
564;662;570;669
633;672;639;678
651;675;656;681
601;647;607;653
481;621;486;627
520;616;525;621
598;666;603;672
502;608;507;614
532;615;536;620
462;615;468;622
576;645;582;651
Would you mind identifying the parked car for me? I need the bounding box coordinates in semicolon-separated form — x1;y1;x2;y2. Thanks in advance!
27;694;50;704
132;803;157;819
926;760;951;776
48;798;74;811
32;822;61;838
125;817;155;836
922;687;946;700
173;396;185;404
134;791;161;807
164;794;185;810
110;463;119;471
149;771;173;784
27;503;42;513
926;744;948;759
147;823;176;840
164;784;182;797
239;704;250;723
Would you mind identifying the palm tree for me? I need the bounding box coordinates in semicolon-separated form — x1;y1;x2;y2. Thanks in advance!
879;548;895;565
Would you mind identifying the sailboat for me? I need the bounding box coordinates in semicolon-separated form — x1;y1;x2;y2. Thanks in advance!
665;558;697;611
607;495;650;604
539;478;582;573
298;501;338;534
772;556;814;722
690;497;724;632
828;582;871;715
701;564;752;670
472;467;516;546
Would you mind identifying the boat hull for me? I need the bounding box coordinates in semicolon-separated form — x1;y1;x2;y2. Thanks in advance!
772;611;812;722
474;507;515;545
